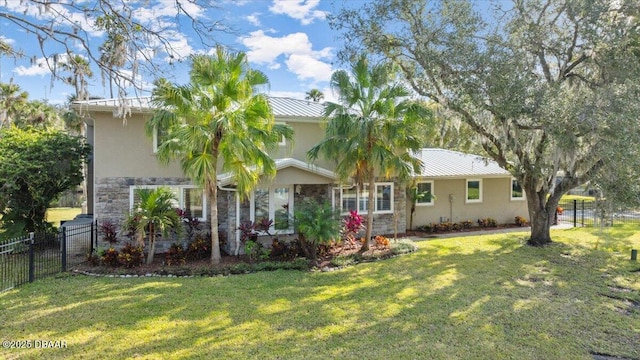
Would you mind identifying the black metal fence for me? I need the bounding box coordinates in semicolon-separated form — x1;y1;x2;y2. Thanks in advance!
0;222;96;293
557;199;640;227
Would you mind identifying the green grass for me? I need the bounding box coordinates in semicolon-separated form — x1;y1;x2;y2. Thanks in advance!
45;208;82;228
560;194;596;202
1;227;639;359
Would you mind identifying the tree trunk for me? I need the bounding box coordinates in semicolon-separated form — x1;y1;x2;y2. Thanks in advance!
147;224;155;264
526;192;556;247
209;181;221;264
362;172;375;252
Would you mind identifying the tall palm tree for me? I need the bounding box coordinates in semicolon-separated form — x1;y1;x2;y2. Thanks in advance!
99;33;127;98
305;88;324;102
0;82;28;128
308;54;431;251
132;187;182;264
146;46;293;264
60;54;93;101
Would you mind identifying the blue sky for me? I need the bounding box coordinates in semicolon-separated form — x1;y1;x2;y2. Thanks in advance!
0;0;342;104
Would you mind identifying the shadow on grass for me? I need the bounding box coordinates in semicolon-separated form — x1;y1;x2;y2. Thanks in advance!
1;231;639;360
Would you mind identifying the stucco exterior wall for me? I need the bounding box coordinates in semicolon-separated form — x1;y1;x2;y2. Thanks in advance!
408;177;528;229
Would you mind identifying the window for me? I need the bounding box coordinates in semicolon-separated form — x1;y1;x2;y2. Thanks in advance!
416;181;434;206
332;183;394;214
251;186;294;233
466;179;482;203
130;185;206;220
511;179;524;200
152;127;170;153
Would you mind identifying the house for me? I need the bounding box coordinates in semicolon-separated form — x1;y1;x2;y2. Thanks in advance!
408;148;528;228
74;97;527;253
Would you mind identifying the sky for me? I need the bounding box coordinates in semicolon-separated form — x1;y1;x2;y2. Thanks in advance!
0;0;346;105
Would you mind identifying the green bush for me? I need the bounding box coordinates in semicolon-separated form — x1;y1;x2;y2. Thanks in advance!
165;243;186;266
101;248;120;267
390;240;418;255
118;243;144;268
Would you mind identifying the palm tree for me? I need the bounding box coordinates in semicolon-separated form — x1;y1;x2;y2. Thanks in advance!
132;187;182;264
0;82;28;128
305;88;324;102
308;54;431;251
99;33;127;98
60;54;93;101
146;46;293;264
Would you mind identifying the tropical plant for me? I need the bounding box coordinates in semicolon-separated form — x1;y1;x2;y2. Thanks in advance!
304;88;324;102
130;187;182;264
332;0;640;246
293;199;341;261
407;181;435;230
146;46;293;264
99;220;118;245
308;54;432;251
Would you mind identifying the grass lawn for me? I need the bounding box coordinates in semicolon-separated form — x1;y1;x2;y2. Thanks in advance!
45;208;82;228
1;227;639;359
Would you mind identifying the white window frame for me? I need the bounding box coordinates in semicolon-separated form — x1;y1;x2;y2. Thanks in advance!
415;181;435;206
152;127;168;154
250;185;295;234
332;182;394;215
465;179;483;204
511;178;525;201
129;185;207;221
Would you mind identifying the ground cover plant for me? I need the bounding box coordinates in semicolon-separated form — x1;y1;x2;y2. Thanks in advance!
1;226;638;359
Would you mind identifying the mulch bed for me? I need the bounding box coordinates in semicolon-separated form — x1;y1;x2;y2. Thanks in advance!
72;241;395;276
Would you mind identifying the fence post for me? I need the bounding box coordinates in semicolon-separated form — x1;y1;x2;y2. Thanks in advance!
581;200;585;227
28;232;35;283
90;220;95;256
573;199;577;228
61;227;67;272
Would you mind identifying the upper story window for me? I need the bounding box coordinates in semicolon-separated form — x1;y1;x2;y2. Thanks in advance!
466;179;482;203
511;178;524;200
415;181;434;206
152;127;170;153
332;183;394;215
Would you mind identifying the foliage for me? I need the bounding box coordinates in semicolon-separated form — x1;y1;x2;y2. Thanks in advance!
146;47;294;264
374;235;390;247
460;220;473;229
186;236;211;261
165;243;187;266
389;239;418;255
0;2;230;100
332;0;640;246
100;248;120;267
515;216;528;227
0;127;91;237
307;54;433;250
177;209;202;243
99;220;118;245
341;210;364;248
244;240;270;264
269;238;301;261
478;218;498;228
118;243;144;268
293;199;341;261
304;88;324;102
0;82;63;129
130;187;182;264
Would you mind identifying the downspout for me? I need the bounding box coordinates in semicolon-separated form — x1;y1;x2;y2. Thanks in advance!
218;185;241;256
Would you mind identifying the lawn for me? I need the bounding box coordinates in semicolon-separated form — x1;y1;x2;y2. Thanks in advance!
45;207;82;228
1;226;639;359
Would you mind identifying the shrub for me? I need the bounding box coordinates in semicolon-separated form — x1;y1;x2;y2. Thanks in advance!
165;243;186;266
186;235;210;260
101;248;120;267
515;216;528;227
478;218;498;228
375;235;390;247
245;240;269;264
270;238;299;261
118;243;144;268
460;220;473;229
294;199;341;261
390;240;418;255
99;220;118;245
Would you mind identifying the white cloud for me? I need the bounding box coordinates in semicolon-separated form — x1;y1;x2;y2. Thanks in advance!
0;35;15;45
241;30;333;81
285;54;332;82
246;13;261;26
269;0;327;25
132;0;204;23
